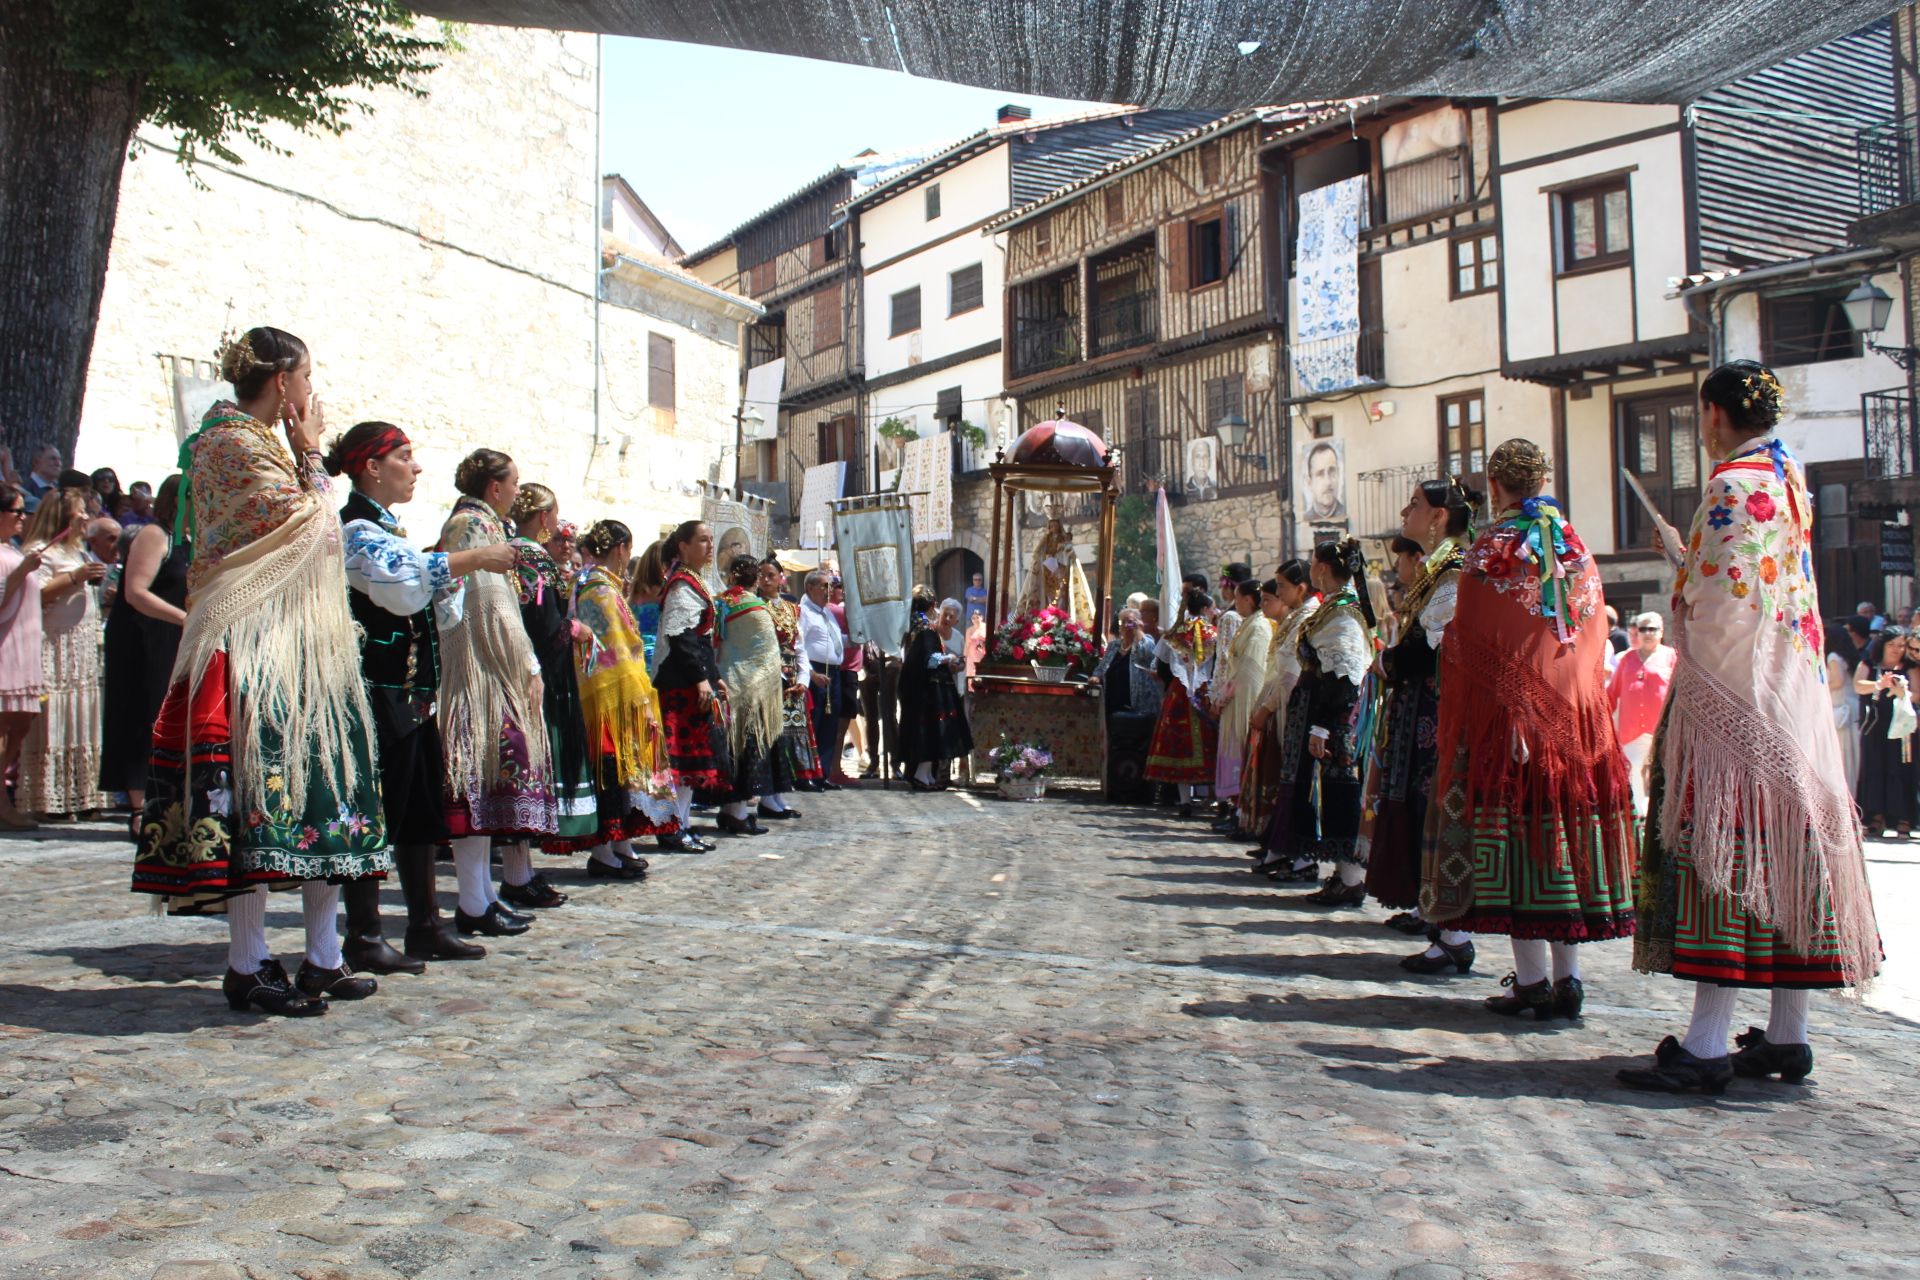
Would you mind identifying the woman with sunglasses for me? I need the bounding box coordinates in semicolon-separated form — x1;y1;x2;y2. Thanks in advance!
0;486;46;828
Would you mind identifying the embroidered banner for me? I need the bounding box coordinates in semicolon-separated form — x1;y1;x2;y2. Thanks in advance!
797;461;847;549
702;494;768;568
898;430;953;544
1292;175;1367;395
831;496;916;658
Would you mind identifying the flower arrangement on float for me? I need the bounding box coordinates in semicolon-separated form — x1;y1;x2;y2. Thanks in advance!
990;735;1055;801
989;605;1101;681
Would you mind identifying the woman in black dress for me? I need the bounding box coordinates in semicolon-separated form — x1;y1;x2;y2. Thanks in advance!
898;587;973;790
1854;627;1920;839
99;474;190;830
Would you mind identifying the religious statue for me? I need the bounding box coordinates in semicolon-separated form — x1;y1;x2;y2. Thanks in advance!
1018;515;1095;628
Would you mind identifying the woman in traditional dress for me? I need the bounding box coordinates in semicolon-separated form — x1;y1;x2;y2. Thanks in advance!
18;481;107;817
712;554;792;829
1622;363;1882;1092
1418;439;1635;1021
655;520;730;846
1145;589;1219;818
629;541;669;670
1853;628;1918;840
99;475;190;834
1211;580;1272;834
1268;540;1375;904
1238;563;1314;842
331;421;511;970
1374;479;1478;969
759;557;824;798
899;587;974;790
0;486;46;830
437;450;554;937
504;484;600;901
132;326;391;1015
566;519;680;870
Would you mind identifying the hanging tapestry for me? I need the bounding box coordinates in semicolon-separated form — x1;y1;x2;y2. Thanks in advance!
797;461;847;549
1292;175;1367;395
898;430;954;544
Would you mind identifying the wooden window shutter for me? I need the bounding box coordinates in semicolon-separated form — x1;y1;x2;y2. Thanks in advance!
1035;214;1053;256
936;386;963;421
647;334;675;410
1166;220;1189;293
750;259;775;295
1104;185;1125;225
1222;202;1239;276
814;287;840;349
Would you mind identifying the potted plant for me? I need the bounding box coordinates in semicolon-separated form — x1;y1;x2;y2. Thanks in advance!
989;606;1101;682
992;737;1054;801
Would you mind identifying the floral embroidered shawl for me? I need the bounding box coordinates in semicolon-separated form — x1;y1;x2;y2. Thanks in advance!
715;586;785;760
571;564;670;800
1660;436;1878;989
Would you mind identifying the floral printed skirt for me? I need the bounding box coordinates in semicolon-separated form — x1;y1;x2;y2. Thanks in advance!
445;711;560;839
132;653;393;912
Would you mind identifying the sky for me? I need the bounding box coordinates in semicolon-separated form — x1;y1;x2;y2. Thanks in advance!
600;37;1109;254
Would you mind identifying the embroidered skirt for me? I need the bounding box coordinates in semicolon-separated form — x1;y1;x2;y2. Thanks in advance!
445;708;560;839
133;653;394;910
780;686;824;782
659;685;732;791
1145;684;1215;785
1237;725;1284;837
1364;677;1440;908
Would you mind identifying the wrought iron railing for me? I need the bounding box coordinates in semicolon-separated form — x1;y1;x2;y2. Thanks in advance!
1864;388;1919;479
1091;289;1157;357
1288;327;1385;398
1383;148;1468;224
1012;314;1079;377
1858;121;1920;218
1353;462;1431;542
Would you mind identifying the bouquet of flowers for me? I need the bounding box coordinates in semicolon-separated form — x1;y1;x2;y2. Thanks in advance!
989;605;1102;676
991;737;1054;780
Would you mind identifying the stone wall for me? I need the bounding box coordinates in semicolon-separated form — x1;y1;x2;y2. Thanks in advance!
1172;491;1289;581
74;25;715;535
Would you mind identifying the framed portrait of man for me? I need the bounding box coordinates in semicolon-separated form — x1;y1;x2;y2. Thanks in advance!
1298;438;1348;524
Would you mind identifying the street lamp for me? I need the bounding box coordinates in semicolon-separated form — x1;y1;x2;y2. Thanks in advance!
1842;280;1917;370
1213;411;1268;469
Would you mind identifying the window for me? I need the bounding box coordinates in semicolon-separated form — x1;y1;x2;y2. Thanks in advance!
949;263;984;316
1450;232;1499;298
1190;213;1226;287
1034;214;1053;257
647;334;675;411
824;227;843;262
747;439;777;483
1204;374;1244;433
818;414;858;465
1439;392;1486;484
890;287;922;337
812;287;841;351
1310;415;1334;439
925;184;941;221
1104;185;1126;225
1557;179;1631;272
1762;288;1862;367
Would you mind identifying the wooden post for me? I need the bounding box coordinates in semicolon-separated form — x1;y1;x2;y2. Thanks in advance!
987;473;1004;652
1098;480;1117;639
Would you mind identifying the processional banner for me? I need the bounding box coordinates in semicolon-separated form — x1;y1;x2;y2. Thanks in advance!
830;494;915;659
1292;175;1366;395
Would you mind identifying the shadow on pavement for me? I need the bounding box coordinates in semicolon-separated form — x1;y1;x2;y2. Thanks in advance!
1179;990;1526;1034
0;981;238;1035
1299;1042;1785;1110
43;941;231;982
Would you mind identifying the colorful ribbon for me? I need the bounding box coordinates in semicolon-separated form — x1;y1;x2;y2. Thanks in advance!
1512;495;1574;643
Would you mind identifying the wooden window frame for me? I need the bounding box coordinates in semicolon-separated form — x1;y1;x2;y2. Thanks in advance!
1449;231;1499;299
1310;414;1334;439
890;286;922;338
1188;205;1228;291
1760;288;1862;368
1438;390;1487;484
647;333;675;411
1034;214;1053;258
817;414;858;466
948;263;984;317
925;183;941;221
1555;178;1632;276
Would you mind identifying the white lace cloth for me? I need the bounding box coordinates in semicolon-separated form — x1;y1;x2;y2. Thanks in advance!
1311;608;1371;688
1419;578;1457;650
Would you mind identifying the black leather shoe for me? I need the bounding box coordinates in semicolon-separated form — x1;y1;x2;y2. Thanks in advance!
456;903;531;936
223;960;326;1016
295;960;378;1001
343;933;426;976
818;779;843;792
655;831;702;853
1383;912;1429;936
1731;1027;1814;1083
588;857;647;879
1617;1036;1734;1094
1400;940;1476;974
758;804;801;820
501;874;569;909
1299;876;1367;907
717;812;769;836
494;901;534;927
1484;972;1557;1018
404;921;486;961
1552;976;1585;1019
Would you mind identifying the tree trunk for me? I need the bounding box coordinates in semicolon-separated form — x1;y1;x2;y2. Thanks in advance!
0;0;143;467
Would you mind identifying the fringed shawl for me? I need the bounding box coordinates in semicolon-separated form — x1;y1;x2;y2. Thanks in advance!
1660;437;1878;990
715;587;785;759
571;564;668;796
1215;611;1273;752
437;496;549;800
1433;511;1635;885
170;403;372;816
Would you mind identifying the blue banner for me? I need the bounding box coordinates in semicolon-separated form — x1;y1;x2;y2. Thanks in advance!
832;498;915;659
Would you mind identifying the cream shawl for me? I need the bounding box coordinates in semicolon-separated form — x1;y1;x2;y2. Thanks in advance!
437;497;549;799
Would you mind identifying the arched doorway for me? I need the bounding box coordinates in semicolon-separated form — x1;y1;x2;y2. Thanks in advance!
930;547;984;614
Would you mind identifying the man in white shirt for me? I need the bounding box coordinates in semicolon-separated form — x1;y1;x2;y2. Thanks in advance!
799;570;845;790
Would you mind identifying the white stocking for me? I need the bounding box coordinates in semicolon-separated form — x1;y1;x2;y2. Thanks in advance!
725;800;753;820
914;762;935;785
500;842;535;888
612;838;634;858
590;843;624;868
451;836;493;916
761;794;789;814
1423;929;1472;960
1509;938;1550;987
1549;941;1582;983
301;883;342;969
1682;982;1738;1059
1766;988;1811;1046
1337;862;1365;887
226;886;270;973
674;784;693;826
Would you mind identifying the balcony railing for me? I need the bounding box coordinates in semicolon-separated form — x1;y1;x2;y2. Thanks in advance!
1858;121;1920;218
1353;463;1431;542
1091;289;1156;357
1383;148;1468;224
1289;327;1384;398
1865;389;1919;480
1013;314;1080;378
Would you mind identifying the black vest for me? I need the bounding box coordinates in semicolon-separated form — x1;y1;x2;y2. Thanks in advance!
342;490;440;739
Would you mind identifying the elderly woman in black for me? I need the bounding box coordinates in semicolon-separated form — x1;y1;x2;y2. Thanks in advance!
898;587;973;790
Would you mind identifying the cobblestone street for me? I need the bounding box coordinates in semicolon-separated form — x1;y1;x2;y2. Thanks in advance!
0;788;1916;1280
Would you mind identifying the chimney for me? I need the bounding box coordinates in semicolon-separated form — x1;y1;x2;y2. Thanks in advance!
997;103;1032;125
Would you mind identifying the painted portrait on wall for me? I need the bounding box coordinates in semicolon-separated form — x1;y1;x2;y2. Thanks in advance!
1298;438;1348;524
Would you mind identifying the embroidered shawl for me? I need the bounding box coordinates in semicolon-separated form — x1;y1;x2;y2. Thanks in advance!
571;564;668;797
1214;611;1273;753
170;402;372;815
1304;589;1372;687
715;586;785;758
437;496;549;798
1660;437;1877;989
1255;597;1320;720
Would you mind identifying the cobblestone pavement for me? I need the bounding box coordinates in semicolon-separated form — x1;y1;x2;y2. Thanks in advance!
1;789;1916;1280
